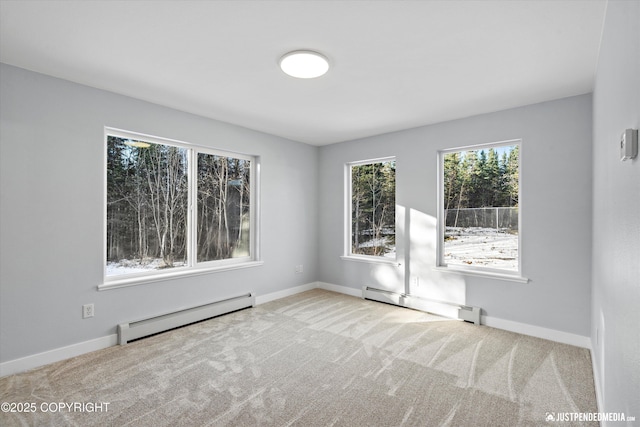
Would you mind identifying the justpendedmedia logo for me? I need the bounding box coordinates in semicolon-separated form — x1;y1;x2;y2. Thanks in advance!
545;411;634;423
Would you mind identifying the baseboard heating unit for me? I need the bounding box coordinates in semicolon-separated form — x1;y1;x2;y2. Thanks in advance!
117;293;255;345
362;286;481;325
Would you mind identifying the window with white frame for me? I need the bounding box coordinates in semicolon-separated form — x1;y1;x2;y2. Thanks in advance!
438;141;521;275
105;128;257;283
346;158;396;260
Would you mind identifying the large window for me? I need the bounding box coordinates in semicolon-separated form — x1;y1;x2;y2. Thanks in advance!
438;141;521;276
346;158;396;260
105;128;257;284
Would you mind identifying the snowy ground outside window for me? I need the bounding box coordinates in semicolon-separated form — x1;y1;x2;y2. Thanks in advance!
444;227;518;270
356;237;396;259
106;258;186;276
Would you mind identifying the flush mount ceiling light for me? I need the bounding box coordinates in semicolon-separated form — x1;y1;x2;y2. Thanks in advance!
279;50;329;79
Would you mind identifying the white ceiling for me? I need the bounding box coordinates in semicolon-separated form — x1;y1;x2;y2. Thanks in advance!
0;0;607;145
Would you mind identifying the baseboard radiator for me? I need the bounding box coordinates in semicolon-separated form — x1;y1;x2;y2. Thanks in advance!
117;293;255;345
362;286;481;325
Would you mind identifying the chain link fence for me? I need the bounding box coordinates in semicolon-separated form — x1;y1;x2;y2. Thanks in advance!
445;207;518;231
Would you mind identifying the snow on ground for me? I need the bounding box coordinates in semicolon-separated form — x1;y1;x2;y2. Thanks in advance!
444;227;518;270
357;237;396;258
107;229;514;276
106;258;186;276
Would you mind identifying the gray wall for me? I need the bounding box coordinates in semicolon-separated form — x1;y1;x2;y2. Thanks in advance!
0;62;595;367
591;0;640;418
0;64;319;363
318;94;593;336
2;10;636;413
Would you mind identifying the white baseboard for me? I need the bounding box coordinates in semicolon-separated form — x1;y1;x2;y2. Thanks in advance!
316;282;362;298
0;281;592;378
254;282;362;304
316;281;592;349
481;315;591;349
0;334;117;378
254;282;317;305
1;283;320;378
590;347;604;415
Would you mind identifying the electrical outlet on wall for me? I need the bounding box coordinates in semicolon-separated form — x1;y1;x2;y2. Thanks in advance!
83;303;94;319
295;265;304;274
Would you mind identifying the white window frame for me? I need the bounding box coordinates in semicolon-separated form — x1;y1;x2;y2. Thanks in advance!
101;127;261;290
342;156;398;265
436;140;528;283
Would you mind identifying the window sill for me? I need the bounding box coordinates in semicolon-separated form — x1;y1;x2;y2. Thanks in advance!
340;255;401;267
433;266;529;283
99;261;264;291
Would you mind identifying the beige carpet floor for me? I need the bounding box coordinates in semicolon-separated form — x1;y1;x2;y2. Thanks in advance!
0;289;597;426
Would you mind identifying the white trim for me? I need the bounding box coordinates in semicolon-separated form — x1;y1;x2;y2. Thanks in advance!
2;282;318;377
433;266;529;283
254;282;317;305
316;281;363;298
482;315;591;349
346;156;397;168
439;139;523;155
99;261;264;291
436;140;524;277
105;127;255;160
590;346;604;415
340;255;401;267
344;162;350;256
254;282;364;305
0;334;117;378
103;127;260;287
344;156;397;261
317;282;589;348
0;282;592;379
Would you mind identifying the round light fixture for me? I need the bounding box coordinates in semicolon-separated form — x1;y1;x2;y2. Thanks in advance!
279;50;329;79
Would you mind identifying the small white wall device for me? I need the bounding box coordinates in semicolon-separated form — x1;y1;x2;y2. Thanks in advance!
620;128;638;161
